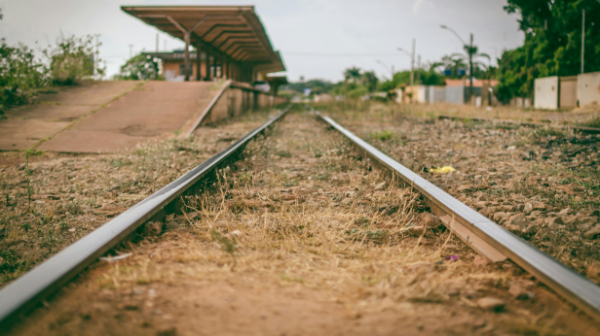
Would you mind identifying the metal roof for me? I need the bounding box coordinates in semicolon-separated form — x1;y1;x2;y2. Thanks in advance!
121;5;285;72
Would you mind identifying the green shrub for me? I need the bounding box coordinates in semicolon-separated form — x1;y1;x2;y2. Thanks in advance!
44;35;101;86
0;39;48;114
116;54;161;80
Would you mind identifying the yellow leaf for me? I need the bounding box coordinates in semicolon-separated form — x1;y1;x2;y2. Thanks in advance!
430;166;455;174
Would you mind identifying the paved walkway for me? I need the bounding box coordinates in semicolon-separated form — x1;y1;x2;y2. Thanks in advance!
0;81;139;150
1;81;222;153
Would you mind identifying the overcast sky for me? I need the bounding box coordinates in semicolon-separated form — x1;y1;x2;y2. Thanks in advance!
0;0;524;82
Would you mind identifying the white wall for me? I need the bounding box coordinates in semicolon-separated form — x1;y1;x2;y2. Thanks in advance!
534;76;559;110
577;72;600;107
445;86;464;105
428;86;445;104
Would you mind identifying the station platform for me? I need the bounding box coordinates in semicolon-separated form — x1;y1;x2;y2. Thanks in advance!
0;81;223;153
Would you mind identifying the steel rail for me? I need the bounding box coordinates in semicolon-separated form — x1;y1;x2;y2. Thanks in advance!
313;108;600;322
0;105;292;328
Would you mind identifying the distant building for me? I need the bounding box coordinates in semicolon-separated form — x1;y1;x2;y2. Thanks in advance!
445;79;499;105
123;5;286;85
143;50;204;82
534;72;600;110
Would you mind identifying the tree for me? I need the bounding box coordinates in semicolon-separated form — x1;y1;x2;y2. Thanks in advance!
43;35;101;86
496;0;600;103
117;54;160;80
361;71;378;92
432;54;468;78
343;67;362;83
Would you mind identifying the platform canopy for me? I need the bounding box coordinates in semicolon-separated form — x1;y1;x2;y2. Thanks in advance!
121;5;285;81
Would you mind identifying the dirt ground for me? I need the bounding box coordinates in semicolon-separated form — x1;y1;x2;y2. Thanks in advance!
5;109;599;336
0;109;273;288
320;102;600;281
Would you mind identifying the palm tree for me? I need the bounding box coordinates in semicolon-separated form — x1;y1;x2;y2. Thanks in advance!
431;54;468;78
343;67;362;83
361;71;378;92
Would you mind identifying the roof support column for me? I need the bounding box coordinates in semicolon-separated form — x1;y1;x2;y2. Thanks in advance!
195;43;201;81
225;58;229;79
210;50;215;79
205;48;211;81
183;31;191;81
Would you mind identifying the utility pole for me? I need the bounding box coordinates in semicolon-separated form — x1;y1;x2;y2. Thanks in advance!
156;33;159;52
411;38;415;103
469;33;474;102
581;9;585;74
128;44;133;59
417;55;421;85
398;40;415;102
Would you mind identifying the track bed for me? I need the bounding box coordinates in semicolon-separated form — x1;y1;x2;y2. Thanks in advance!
5;110;599;336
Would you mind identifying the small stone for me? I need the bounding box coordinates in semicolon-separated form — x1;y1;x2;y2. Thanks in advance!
532;202;546;211
545;217;564;226
504;224;521;232
374;182;386;190
508;213;527;227
564;216;580;226
579;217;598;226
586;264;600;281
476;297;505;311
464;289;479;299
473;256;489;268
143;221;162;236
584;225;600;239
523;203;533;215
473;201;487;210
341;198;353;205
492;212;508;222
68;228;76;232
472;319;487;330
420;213;443;230
508;285;530;300
457;185;474;193
558;208;571;216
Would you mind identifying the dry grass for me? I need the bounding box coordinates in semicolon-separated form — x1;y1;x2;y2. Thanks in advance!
5;109;599;336
0;108;273;287
315;101;600;279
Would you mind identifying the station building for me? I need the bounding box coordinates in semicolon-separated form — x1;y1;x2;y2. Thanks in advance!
122;5;286;92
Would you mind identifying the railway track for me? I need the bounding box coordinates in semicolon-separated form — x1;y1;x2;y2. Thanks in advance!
1;104;600;333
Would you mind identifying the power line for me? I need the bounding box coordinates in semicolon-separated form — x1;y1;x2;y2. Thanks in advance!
283;52;401;57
